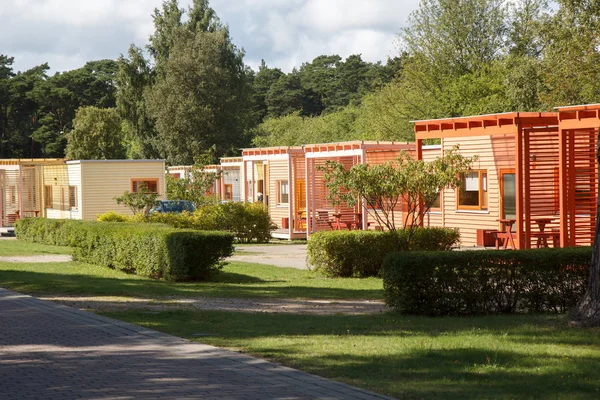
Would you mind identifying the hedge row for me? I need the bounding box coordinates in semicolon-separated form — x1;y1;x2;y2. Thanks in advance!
15;218;234;281
98;202;276;243
382;248;591;316
307;228;460;277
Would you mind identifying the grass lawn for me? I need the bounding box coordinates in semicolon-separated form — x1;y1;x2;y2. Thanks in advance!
102;310;600;400
3;239;599;399
0;262;382;300
0;239;72;256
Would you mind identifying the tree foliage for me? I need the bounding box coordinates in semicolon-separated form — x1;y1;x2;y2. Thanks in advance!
114;183;159;215
320;147;475;232
66;106;126;160
253;106;361;147
165;170;221;207
0;56;118;159
117;0;251;164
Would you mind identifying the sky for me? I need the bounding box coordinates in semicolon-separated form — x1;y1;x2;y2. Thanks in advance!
0;0;421;74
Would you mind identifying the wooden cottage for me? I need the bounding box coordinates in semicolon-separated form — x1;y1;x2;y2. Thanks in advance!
218;157;243;202
413;109;599;249
302;141;415;237
166;157;243;202
1;159;165;227
241;146;305;240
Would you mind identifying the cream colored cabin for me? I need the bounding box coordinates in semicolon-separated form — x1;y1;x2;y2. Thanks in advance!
1;159;165;227
241;147;305;240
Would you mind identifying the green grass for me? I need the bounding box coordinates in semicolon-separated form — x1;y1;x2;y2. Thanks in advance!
0;239;72;256
0;260;382;300
102;310;600;400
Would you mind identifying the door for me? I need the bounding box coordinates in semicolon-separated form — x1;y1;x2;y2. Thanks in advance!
500;169;516;230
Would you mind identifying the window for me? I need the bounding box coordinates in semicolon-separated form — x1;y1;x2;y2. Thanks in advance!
430;192;441;211
8;186;16;205
44;185;53;208
224;184;233;200
277;180;289;204
131;179;159;194
60;186;68;211
68;186;78;209
458;171;488;210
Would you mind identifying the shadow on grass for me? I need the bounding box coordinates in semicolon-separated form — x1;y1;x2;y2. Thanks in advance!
103;310;600;400
211;270;267;284
0;269;382;300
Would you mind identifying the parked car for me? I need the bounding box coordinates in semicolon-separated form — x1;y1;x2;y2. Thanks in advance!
149;200;196;214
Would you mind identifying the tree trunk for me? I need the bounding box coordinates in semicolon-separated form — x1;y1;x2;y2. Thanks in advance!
571;128;600;326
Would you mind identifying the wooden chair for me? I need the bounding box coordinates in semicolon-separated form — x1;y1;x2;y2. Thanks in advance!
6;211;20;225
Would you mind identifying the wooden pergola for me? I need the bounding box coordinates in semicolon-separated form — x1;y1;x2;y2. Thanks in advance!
0;159;66;226
303;141;414;236
415;112;561;249
556;104;600;247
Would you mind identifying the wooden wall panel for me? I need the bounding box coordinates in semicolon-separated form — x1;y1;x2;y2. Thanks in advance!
268;160;289;229
437;135;515;247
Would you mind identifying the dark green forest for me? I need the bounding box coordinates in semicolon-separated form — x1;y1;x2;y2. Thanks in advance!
1;0;599;164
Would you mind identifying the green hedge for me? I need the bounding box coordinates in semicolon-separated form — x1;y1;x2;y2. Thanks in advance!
307;228;460;278
382;248;591;316
97;202;276;243
15;218;234;281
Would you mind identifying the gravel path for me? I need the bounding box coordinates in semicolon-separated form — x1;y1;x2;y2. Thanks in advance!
229;244;310;269
40;295;387;315
4;245;386;315
0;254;72;263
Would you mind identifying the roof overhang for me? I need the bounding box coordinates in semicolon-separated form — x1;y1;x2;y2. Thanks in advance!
414;112;558;140
556;104;600;130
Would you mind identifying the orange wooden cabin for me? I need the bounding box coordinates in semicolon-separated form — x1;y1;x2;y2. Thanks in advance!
414;105;600;249
303;141;415;237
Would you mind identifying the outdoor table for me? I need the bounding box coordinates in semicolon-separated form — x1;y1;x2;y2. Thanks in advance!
496;218;517;249
532;218;555;248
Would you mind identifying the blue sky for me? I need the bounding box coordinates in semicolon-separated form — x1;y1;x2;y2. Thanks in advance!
0;0;420;74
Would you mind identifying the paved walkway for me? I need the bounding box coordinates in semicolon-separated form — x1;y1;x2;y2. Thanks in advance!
0;288;392;400
229;244;309;269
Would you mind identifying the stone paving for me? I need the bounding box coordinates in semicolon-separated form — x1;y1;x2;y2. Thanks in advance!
0;288;393;400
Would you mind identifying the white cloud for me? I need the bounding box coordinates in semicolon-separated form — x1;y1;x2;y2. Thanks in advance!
0;0;420;73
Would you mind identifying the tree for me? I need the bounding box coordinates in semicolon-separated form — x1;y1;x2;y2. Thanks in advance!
146;26;250;164
320;147;475;233
253;106;360;147
65;106;126;160
0;55;15;158
266;72;316;118
114;182;158;215
166;164;221;208
250;60;284;124
124;0;252;164
572;129;600;327
116;46;159;159
539;0;600;107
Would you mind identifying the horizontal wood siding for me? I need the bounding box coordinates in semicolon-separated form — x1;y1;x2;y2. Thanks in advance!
269;160;289;229
292;155;306;229
422;147;444;228
80;161;165;220
439;135;515;247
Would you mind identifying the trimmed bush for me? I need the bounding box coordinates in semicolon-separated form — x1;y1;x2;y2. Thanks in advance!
96;202;276;243
15;218;85;246
16;218;234;281
307;228;460;278
382;248;591;316
97;211;129;222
